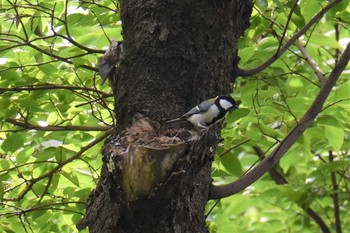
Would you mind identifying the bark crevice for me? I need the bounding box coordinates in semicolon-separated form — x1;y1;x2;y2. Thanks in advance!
79;0;253;232
78;117;217;232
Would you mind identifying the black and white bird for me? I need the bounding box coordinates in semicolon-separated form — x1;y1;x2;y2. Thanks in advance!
167;95;237;129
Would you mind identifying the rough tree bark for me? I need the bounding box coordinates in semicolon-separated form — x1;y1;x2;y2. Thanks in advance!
78;0;252;232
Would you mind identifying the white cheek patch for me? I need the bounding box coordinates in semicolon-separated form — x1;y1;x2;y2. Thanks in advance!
219;99;233;110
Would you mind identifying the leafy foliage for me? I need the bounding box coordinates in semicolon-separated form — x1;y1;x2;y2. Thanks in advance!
0;0;349;233
209;0;350;232
0;0;118;232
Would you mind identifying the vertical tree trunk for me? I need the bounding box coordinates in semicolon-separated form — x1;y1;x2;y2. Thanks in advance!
78;1;252;232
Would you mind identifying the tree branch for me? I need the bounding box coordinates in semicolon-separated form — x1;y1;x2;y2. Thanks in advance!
275;0;298;54
329;151;342;233
0;84;111;96
4;119;112;131
236;0;341;77
294;40;326;84
253;5;326;85
3;128;113;202
209;41;350;199
253;147;331;233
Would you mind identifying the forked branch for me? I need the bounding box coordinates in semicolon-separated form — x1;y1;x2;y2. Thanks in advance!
209;42;350;199
236;0;341;77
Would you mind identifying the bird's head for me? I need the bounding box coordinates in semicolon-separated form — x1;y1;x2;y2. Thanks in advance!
216;95;237;111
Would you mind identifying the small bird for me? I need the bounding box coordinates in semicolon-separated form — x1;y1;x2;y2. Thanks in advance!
167;95;237;129
98;39;123;85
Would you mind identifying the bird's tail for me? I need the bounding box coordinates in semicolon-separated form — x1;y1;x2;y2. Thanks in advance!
166;118;185;124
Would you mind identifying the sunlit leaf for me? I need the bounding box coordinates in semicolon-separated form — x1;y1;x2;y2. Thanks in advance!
0;0;349;232
1;133;24;152
324;125;344;152
220;151;242;177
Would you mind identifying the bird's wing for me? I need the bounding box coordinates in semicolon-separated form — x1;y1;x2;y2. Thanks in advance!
181;97;216;118
166;118;184;124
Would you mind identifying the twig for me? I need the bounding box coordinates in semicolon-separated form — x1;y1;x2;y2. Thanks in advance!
253;146;331;233
209;41;350;199
5;119;112;131
3;129;113;202
0;84;111;96
254;5;325;85
294;40;326;84
329;151;342;233
236;0;341;77
276;0;299;54
217;139;250;157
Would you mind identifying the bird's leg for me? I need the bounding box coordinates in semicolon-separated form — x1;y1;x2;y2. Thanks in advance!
197;122;208;130
195;123;209;137
173;128;186;138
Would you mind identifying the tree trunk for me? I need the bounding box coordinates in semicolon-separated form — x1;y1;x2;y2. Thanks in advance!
78;0;252;232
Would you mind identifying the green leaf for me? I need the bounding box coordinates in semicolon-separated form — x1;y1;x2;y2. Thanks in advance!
291;5;305;28
0;159;10;170
256;0;268;10
333;81;350;101
259;124;280;139
38;64;58;76
1;133;24;152
239;47;256;65
301;1;322;22
49;174;60;194
63;186;77;198
62;171;80;187
0;181;4;200
272;0;285;11
309;34;343;49
324;125;344;152
16;147;33;164
316;115;345;151
32;180;46;196
220;151;242;177
329;0;350;15
226;108;250;123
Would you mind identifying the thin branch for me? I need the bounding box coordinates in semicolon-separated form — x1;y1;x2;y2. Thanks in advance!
18;214;30;233
0;38;96;72
236;0;341;77
0;160;59;175
253;146;331;233
315;153;350;180
0;84;111;96
329;151;342;233
5;118;111;131
49;0;104;54
209;41;350;199
3;129;113;202
205;199;221;219
276;0;299;54
294;40;326;84
254;6;325;86
80;0;118;13
217;139;250;157
28;43;97;71
0;201;85;218
8;0;29;41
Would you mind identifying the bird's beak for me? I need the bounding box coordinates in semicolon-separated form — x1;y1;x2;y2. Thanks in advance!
229;106;238;112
